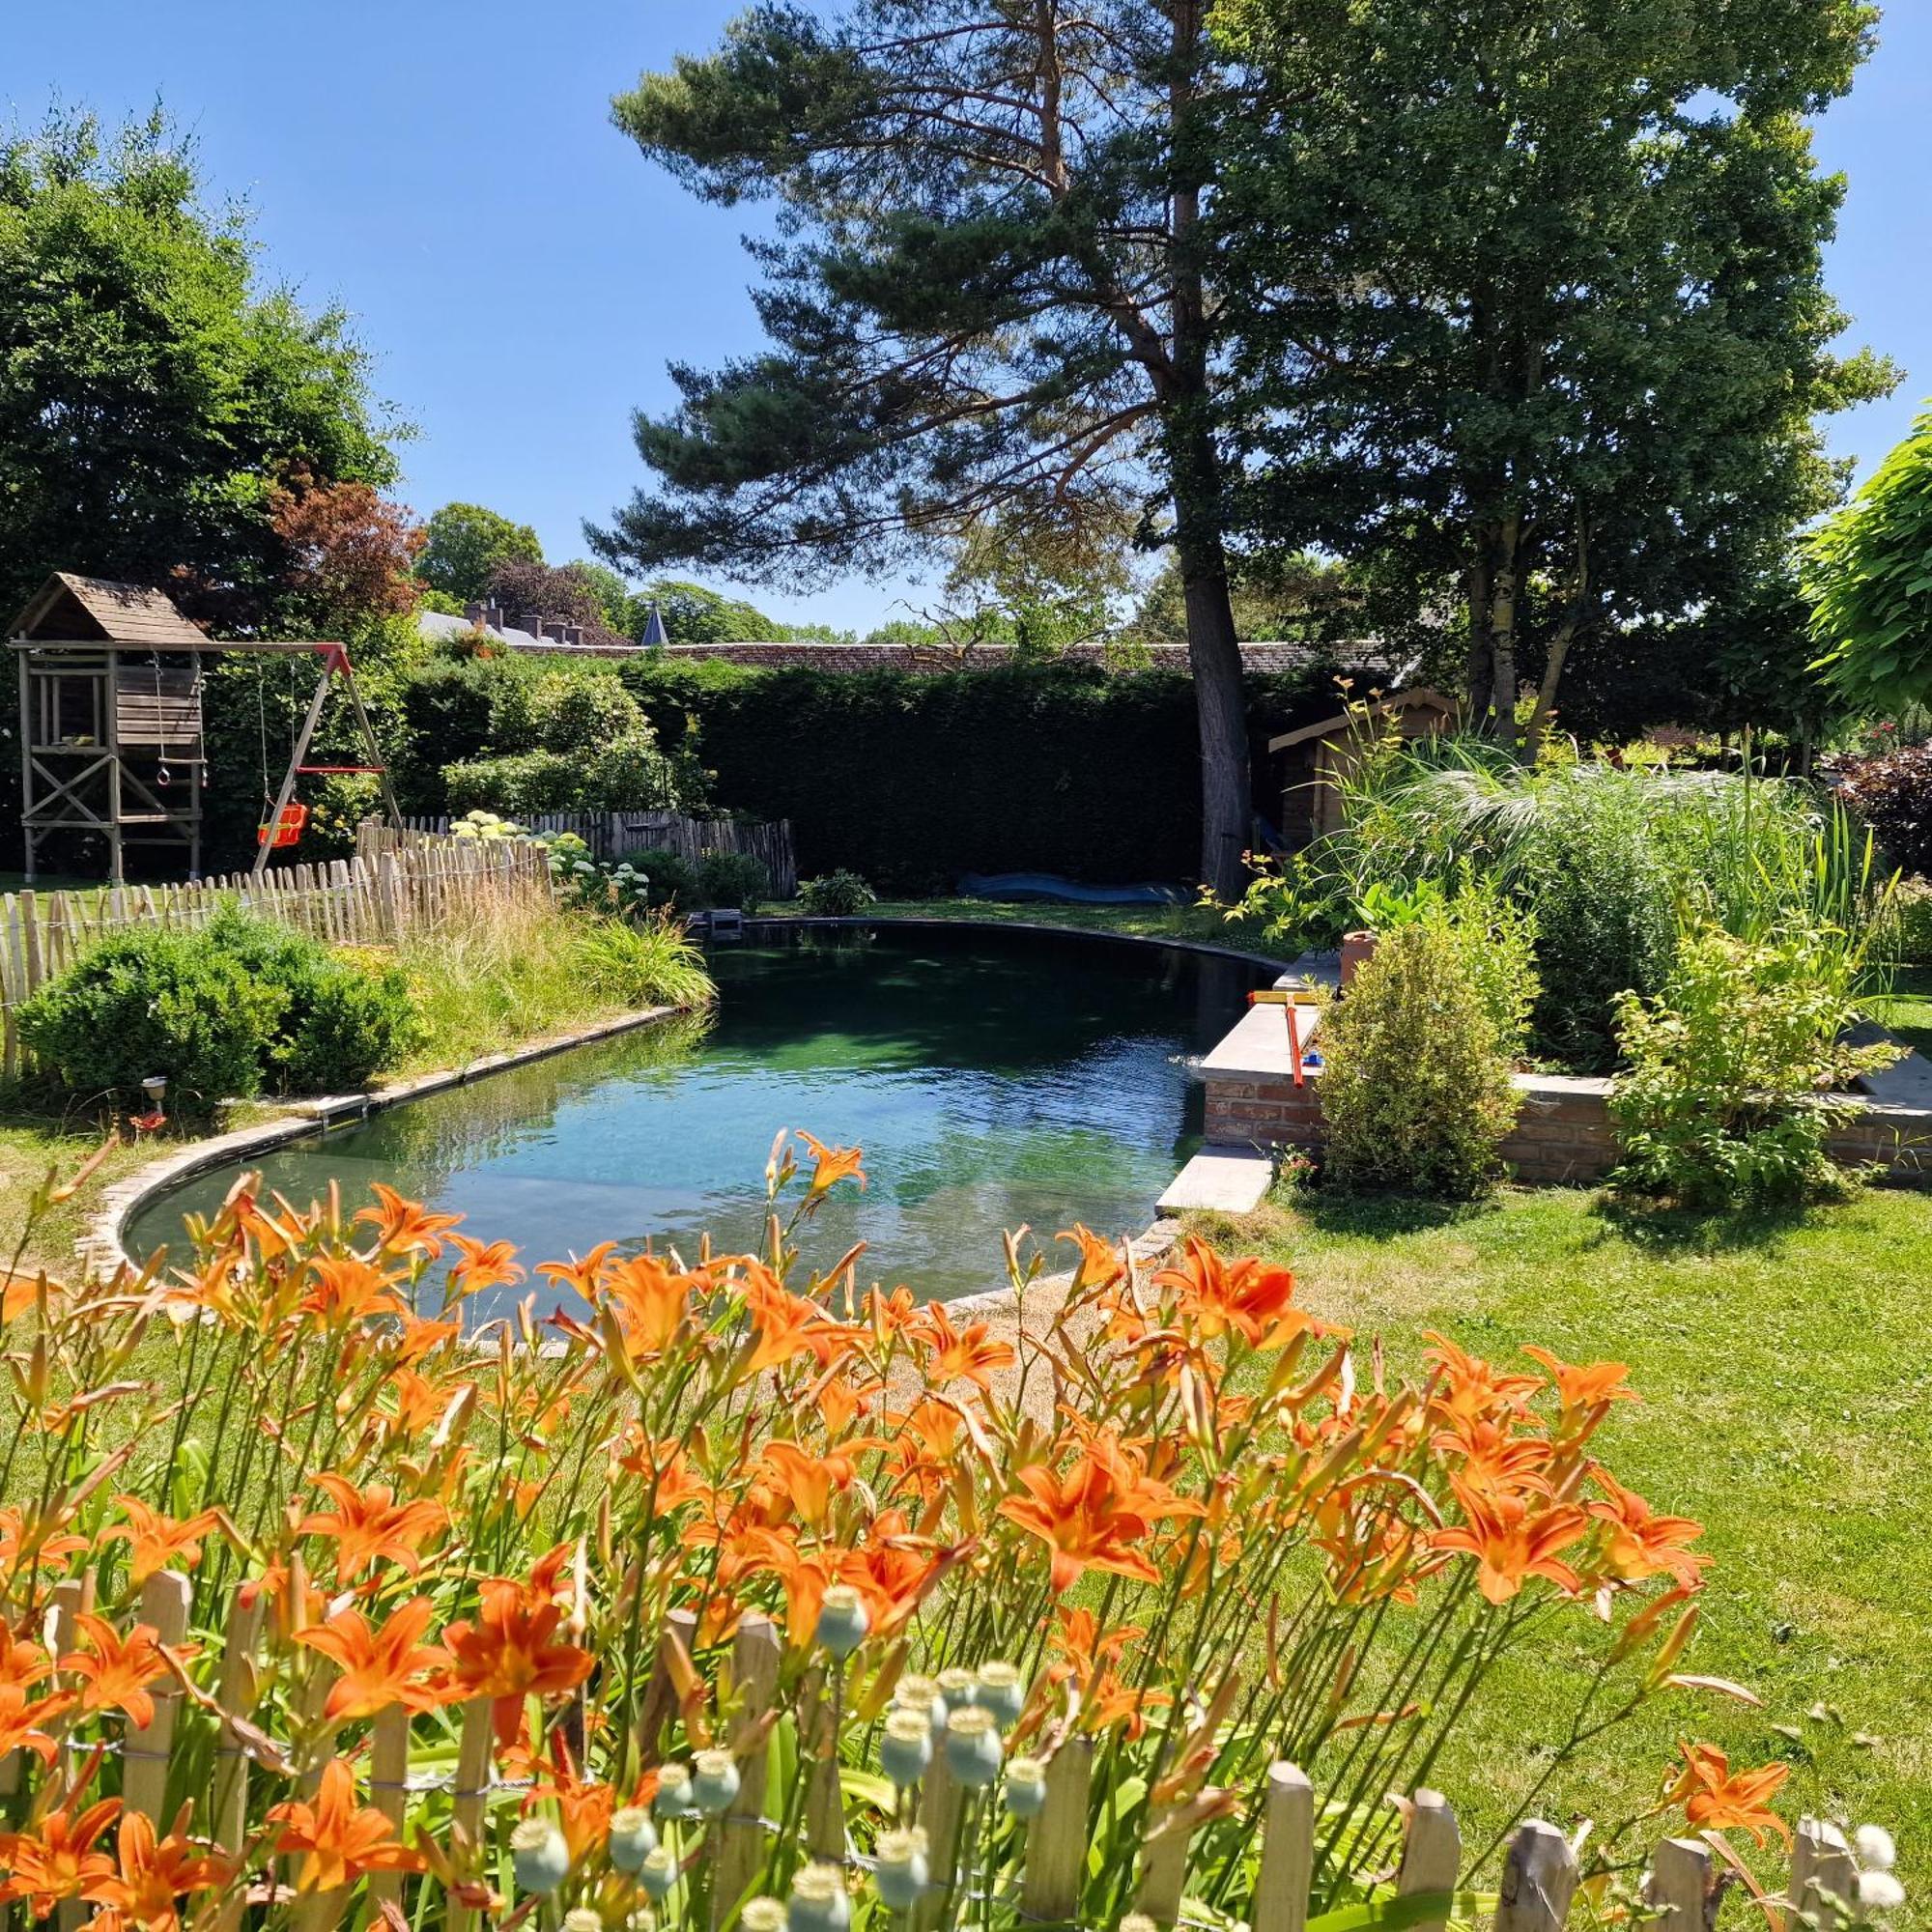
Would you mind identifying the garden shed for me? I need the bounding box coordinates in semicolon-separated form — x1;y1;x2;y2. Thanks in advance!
1267;687;1459;844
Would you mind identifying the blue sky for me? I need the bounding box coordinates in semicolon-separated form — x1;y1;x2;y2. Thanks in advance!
2;0;1927;636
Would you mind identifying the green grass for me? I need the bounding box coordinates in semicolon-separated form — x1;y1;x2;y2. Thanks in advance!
761;895;1262;949
1185;1182;1932;1896
1868;964;1932;1059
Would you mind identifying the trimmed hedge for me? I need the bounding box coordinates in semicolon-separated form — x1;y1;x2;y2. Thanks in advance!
615;658;1323;890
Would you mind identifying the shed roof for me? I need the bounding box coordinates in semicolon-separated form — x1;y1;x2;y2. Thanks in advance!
8;573;209;648
1266;686;1457;753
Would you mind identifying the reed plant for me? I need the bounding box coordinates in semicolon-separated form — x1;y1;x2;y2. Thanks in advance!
0;1139;1803;1931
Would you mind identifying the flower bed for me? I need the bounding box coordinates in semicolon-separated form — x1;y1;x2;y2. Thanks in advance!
0;1139;1897;1928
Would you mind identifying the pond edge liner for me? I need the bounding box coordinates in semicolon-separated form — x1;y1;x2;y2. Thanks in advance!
83;1003;686;1279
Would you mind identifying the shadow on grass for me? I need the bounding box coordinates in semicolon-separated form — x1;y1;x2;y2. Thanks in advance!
1287;1185;1501;1240
1587;1190;1814;1256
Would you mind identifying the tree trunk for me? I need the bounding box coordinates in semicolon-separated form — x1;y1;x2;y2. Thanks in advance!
1179;534;1251;896
1464;556;1492;722
1487;513;1521;745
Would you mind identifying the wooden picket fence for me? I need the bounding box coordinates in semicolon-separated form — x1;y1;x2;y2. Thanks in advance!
0;834;554;1078
16;1575;1863;1932
398;809;799;897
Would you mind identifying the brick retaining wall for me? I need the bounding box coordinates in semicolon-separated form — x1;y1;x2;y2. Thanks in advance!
1202;1061;1932;1185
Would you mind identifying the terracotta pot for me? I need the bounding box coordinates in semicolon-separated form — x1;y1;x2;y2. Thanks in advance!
1339;928;1378;990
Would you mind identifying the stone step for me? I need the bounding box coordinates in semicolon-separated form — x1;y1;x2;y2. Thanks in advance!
1157;1145;1275;1216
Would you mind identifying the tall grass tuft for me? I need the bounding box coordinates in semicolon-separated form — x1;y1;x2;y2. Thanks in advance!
396;891;713;1070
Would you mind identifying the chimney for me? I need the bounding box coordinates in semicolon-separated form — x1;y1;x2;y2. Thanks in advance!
562;621;583;647
464;601;486;625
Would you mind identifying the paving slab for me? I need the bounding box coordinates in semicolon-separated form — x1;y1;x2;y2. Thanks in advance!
1157;1146;1275;1216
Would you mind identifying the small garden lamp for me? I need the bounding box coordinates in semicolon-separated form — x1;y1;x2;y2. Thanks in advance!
130;1072;168;1134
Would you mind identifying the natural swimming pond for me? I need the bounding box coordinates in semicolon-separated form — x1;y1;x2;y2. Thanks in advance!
125;923;1274;1304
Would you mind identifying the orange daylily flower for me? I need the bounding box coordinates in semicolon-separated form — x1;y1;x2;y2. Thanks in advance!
439;1573;594;1742
797;1131;866;1198
1423;1332;1545;1428
1154;1236;1325;1350
393;1312;463;1363
59;1617;185;1730
1058;1223;1127;1291
0;1631;53;1692
99;1498;222;1584
298;1474;448;1579
740;1263;843;1375
0;1793;121;1916
535;1242;621;1303
1587;1468;1708;1589
296;1597;452;1719
354;1183;464;1261
268;1758;427;1891
999;1432;1204;1593
298;1255;407;1323
1431;1477;1590;1605
1431;1414;1555;1497
81;1810;230;1930
1662;1741;1792;1845
384;1367;454;1437
1523;1347;1638;1423
600;1253;696;1359
0;1508;91;1579
913;1303;1017;1391
0;1684;75;1764
447;1235;526;1301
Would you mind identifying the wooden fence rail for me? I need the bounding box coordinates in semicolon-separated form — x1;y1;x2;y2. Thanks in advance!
393;809;799;896
0;835;554;1078
0;1568;1864;1932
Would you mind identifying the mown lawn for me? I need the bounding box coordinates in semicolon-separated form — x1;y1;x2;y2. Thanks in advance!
1185;1182;1932;1902
1869;964;1932;1059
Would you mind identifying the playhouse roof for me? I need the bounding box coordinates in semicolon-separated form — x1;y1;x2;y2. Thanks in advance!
7;573;209;648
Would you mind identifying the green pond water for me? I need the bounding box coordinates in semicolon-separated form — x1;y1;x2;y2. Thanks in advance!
125;924;1272;1305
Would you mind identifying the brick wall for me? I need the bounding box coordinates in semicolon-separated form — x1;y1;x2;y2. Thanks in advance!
1202;1064;1932;1185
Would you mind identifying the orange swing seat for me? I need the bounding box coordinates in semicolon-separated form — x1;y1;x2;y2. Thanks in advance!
256;802;309;849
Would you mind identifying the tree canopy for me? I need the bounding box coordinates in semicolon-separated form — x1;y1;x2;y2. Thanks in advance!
1807;404;1932;717
1212;0;1889;748
416;501;544;605
0;109;402;625
597;0;1262;892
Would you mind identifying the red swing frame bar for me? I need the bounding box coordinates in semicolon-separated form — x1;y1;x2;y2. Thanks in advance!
250;641;403;881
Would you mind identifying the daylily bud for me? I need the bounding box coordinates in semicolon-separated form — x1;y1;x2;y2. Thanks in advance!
652;1762;694;1817
610;1805;658;1873
639;1844;679;1901
879;1708;934;1788
690;1748;741;1815
563;1911;605;1932
787;1863;851;1932
1003;1755;1048;1817
815;1582;870;1658
974;1662;1026;1727
741;1900;790;1932
943;1705;1003;1786
872;1829;930;1912
511;1817;571;1895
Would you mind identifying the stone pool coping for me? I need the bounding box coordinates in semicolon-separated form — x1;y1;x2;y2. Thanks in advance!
84;1005;683;1276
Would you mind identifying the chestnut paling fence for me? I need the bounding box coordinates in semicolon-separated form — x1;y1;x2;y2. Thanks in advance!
0;1573;1859;1932
0;834;554;1077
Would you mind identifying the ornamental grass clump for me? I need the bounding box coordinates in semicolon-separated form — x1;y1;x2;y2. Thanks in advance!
0;1135;1804;1929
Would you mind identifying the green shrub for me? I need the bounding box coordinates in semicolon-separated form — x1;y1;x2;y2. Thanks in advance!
1318;908;1524;1198
16;910;421;1113
1608;917;1899;1208
697;849;771;912
618;847;701;909
443;749;582;814
529;670;644;753
796;869;877;915
1881;876;1932;964
17;926;281;1115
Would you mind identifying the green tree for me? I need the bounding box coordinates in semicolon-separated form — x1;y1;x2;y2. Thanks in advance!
1808;404;1932;716
1213;0;1890;750
596;2;1258;893
0;109;400;623
639;579;788;644
416;501;544;605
